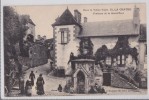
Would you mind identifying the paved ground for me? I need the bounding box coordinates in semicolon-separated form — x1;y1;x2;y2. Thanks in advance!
23;59;67;96
9;59;147;96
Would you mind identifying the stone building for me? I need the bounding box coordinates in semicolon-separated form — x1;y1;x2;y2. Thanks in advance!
139;24;147;70
19;15;36;42
52;6;145;72
65;59;103;93
52;6;147;91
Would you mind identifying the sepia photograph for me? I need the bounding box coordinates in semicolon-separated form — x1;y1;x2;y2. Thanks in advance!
1;2;148;99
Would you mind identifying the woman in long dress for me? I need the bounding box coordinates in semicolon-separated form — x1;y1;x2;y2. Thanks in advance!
25;80;32;96
36;74;45;95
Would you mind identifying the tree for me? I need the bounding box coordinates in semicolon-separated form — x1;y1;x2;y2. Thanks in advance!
95;45;108;64
4;6;28;96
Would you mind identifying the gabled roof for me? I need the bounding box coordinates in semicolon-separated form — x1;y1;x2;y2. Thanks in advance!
78;20;138;37
139;24;146;42
52;8;79;26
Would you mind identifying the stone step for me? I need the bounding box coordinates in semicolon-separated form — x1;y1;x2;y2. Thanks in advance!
111;71;139;89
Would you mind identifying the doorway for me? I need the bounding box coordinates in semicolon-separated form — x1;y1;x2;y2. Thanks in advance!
77;71;85;93
103;72;111;86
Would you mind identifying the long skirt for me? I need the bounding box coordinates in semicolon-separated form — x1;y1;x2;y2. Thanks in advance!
37;84;44;95
26;86;32;96
31;78;34;86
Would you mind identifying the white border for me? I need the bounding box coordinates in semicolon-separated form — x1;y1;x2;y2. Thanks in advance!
1;0;149;99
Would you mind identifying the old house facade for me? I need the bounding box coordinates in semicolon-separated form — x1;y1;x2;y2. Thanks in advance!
52;6;145;72
52;9;81;70
52;6;148;91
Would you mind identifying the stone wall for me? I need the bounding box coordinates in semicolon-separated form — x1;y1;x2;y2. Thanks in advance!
18;44;48;68
29;44;48;67
18;56;31;67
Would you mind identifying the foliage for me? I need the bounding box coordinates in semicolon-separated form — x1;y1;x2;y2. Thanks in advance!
4;6;29;93
95;45;108;64
95;36;139;64
20;34;34;57
78;38;94;59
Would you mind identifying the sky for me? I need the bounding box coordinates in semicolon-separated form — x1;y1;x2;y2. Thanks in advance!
14;3;146;39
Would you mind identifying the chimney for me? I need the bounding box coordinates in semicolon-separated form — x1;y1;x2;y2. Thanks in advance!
133;5;140;25
84;17;87;23
74;10;81;24
133;5;140;34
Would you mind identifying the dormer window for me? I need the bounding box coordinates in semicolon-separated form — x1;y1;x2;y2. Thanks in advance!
60;28;69;44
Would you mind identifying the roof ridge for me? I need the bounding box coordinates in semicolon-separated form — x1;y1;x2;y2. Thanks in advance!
79;18;137;37
66;9;78;23
52;8;80;26
81;19;133;24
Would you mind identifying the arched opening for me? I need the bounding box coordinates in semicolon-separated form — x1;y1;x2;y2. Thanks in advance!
77;71;85;93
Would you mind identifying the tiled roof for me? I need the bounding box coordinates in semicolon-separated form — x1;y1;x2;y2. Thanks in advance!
139;24;146;42
52;8;79;26
78;20;138;37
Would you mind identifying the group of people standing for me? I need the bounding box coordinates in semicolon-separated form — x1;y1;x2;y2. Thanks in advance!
89;83;106;94
25;71;45;96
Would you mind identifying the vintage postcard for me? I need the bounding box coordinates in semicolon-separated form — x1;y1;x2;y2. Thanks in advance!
1;1;148;99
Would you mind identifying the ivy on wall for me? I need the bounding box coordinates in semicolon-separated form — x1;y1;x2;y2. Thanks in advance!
78;37;94;59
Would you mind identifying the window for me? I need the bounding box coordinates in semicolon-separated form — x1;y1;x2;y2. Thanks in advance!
60;28;69;44
117;55;126;66
61;31;68;44
106;57;111;65
145;44;147;55
122;55;125;64
117;55;120;65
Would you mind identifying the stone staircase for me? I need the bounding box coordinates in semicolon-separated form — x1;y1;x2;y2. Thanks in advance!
111;71;139;89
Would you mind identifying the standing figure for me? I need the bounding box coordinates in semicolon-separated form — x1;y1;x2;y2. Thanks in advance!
69;85;74;94
20;77;25;95
88;86;97;94
36;74;45;95
29;71;35;86
58;84;62;92
25;80;32;96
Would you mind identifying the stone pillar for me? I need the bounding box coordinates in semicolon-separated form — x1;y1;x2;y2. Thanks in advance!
73;77;77;93
85;77;89;93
